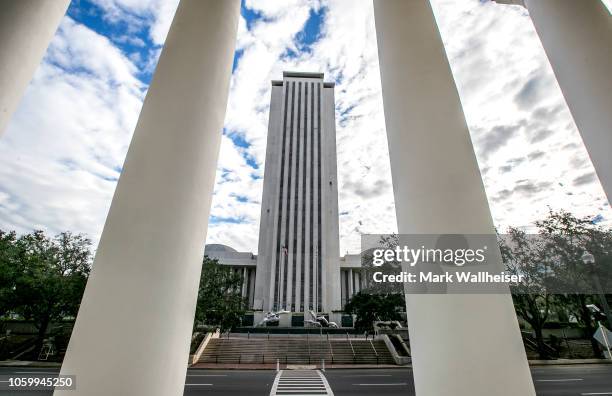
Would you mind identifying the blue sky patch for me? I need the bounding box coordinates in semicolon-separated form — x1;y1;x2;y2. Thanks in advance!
210;215;244;224
67;0;156;83
297;7;325;50
241;0;265;30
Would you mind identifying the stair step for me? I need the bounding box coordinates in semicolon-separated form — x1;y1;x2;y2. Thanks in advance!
197;338;396;365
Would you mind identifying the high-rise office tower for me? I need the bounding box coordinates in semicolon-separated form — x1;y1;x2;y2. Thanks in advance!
253;72;341;319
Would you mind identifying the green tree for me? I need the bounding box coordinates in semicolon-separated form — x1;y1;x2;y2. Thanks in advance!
0;231;19;317
499;228;555;359
194;256;246;332
360;234;403;294
9;230;91;356
535;209;612;358
344;292;404;334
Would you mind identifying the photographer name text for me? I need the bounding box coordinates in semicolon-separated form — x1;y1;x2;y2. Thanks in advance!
373;271;524;284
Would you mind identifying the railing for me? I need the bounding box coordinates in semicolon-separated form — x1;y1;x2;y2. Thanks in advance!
208;354;300;365
348;337;356;363
307;333;311;364
328;337;335;364
210;354;270;364
521;331;558;357
369;339;380;365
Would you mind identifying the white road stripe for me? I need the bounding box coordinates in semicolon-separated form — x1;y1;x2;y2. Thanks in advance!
353;383;408;386
184;383;213;386
342;374;392;377
187;374;227;377
537;378;584;382
581;393;612;395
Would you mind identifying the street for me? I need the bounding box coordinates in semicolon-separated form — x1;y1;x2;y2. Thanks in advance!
0;365;611;395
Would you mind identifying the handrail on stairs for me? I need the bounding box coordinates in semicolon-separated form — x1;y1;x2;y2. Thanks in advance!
369;339;380;365
348;336;356;363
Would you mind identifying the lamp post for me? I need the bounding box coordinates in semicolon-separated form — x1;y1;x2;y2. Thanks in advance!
582;250;612;328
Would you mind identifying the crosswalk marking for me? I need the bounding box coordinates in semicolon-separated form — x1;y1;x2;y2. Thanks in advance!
270;370;334;396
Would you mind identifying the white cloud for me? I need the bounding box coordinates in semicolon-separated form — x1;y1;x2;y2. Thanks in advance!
0;16;144;242
88;0;179;45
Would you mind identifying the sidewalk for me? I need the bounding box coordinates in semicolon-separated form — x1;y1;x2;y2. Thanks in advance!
191;359;612;369
529;358;612;366
190;362;402;370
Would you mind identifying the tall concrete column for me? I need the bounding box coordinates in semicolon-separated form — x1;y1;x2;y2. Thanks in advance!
495;0;612;203
0;0;70;136
55;1;239;395
526;0;612;203
373;1;535;395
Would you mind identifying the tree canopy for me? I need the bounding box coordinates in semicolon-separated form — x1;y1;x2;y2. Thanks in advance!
500;209;612;358
0;230;92;354
194;256;246;332
344;292;404;333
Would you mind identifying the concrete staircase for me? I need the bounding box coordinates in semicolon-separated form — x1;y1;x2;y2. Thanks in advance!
196;337;395;365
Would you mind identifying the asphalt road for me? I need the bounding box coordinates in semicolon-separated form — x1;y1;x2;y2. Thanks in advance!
0;365;611;395
325;366;612;396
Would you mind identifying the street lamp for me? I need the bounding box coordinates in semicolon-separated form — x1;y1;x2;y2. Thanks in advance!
582;250;612;328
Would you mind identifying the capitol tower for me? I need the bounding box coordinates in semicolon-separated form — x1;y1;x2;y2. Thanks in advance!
253;72;341;324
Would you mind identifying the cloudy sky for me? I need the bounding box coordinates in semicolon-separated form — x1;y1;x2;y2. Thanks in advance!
0;0;610;255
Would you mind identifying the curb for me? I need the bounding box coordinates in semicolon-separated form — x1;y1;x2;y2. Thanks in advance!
189;363;403;370
529;359;612;366
2;359;610;369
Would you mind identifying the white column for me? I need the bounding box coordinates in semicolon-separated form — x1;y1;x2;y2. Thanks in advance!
0;0;69;136
242;267;248;298
55;1;239;395
373;1;535;395
347;268;353;298
340;270;346;307
525;0;612;203
249;268;255;308
496;0;612;202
